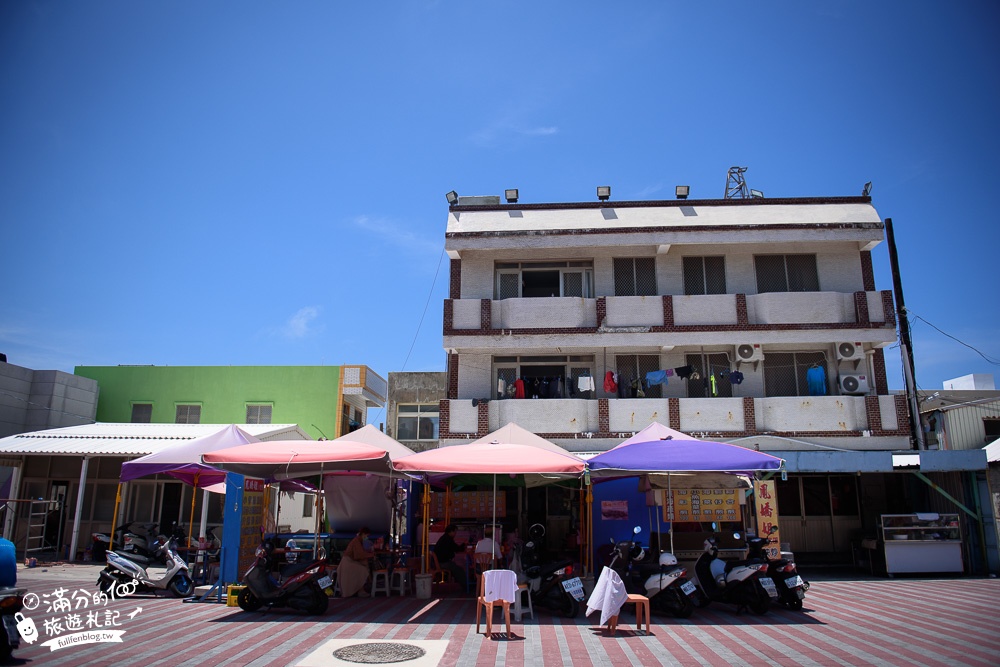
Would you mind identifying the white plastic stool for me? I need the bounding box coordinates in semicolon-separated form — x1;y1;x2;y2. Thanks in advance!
390;569;410;595
371;569;391;597
513;583;533;622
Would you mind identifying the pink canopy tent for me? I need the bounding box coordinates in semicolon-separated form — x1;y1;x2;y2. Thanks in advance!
203;440;393;479
120;424;259;487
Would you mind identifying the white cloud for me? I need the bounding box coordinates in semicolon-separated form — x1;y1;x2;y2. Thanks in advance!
282;306;323;339
351;215;440;255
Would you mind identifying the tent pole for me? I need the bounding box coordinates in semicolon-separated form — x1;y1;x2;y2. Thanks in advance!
110;483;123;551
187;472;199;549
668;473;674;555
422;483;430;574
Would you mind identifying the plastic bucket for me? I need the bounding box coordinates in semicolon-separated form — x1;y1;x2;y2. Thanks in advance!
415;573;433;599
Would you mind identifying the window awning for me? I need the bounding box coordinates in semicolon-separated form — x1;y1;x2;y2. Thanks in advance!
780;449;986;473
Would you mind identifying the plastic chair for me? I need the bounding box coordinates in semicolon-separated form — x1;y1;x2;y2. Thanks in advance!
371;568;391;597
607;594;650;636
476;569;518;637
513;582;533;622
428;551;452;584
390;568;411;595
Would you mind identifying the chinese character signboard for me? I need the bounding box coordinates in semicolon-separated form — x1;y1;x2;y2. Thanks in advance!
753;479;781;559
663;489;742;523
431;491;506;520
239;478;265;576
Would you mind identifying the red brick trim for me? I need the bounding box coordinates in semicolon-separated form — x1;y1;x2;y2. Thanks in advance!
872;349;888;396
861;251;875;292
736;295;749;327
596;297;607;327
443;299;454;332
480;299;492;330
881;291;896;328
598;399;609;433
438;399;451;438
447;353;458;399
854;292;870;325
668;398;681;430
449;259;461;299
865;395;883;432
477;400;489;437
438;428;903;441
662;295;674;327
743;397;757;435
445;322;895;336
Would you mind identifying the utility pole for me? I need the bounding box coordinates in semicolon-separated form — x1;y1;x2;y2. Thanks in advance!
884;217;925;449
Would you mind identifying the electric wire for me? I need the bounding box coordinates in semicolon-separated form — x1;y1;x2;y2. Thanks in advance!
909;313;1000;366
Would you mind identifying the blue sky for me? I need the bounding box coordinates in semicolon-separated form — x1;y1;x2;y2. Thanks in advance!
2;1;998;402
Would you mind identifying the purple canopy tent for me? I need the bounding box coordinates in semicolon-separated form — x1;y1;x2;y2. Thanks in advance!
587;422;784;553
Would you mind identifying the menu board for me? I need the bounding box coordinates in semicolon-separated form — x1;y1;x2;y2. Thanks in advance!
662;488;741;523
238;478;265;576
431;491;506;519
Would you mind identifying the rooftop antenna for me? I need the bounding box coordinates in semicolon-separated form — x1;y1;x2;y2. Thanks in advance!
725;166;750;199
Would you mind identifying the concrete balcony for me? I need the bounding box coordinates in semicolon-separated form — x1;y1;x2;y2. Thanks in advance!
446;290;891;332
441;394;907;451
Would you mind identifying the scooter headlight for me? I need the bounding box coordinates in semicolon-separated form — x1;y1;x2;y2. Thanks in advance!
553;567;566;576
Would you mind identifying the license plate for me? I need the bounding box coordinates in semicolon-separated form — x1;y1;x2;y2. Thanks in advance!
317;575;332;589
680;580;697;596
759;577;778;598
561;577;585;601
787;575;804;588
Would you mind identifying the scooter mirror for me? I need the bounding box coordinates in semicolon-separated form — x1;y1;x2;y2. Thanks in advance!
633;526;642;535
710;522;718;532
769;525;779;534
733;532;742;540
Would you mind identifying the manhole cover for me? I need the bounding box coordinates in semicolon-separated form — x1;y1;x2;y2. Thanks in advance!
332;642;427;664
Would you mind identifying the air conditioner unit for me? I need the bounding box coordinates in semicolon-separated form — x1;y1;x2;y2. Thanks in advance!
836;341;865;362
839;374;870;395
735;343;764;364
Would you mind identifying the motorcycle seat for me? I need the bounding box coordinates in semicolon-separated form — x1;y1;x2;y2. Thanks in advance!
281;559;321;578
113;550;152;566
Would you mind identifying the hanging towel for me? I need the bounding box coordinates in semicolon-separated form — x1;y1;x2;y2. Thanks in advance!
586;567;629;627
483;569;518;604
806;366;827;396
645;370;668;386
604;371;618;394
578;375;595;392
709;374;718;397
729;370;744;385
514;378;525;399
497;377;506;396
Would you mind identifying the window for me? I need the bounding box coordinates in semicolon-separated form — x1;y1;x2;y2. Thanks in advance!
246;404;272;424
175;404;201;424
303;494;313;518
754;254;819;293
613;257;657;296
494;355;594;399
683;256;726;295
615;354;663;398
494;261;593;299
130;403;152;423
397;404;439;440
985;418;1000;442
684;353;733;398
762;352;827;397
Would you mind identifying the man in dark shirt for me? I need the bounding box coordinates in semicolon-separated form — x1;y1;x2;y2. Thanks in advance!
433;524;467;588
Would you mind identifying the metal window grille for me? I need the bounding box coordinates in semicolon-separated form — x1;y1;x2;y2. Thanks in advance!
497;367;517;399
685;353;733;398
614;355;662;398
496;272;520;300
684;256;727;295
175;405;201;424
563;271;583;297
754;254;819;293
763;352;827;397
613;258;657;296
130;403;152;423
246;404;272;424
569;367;595;399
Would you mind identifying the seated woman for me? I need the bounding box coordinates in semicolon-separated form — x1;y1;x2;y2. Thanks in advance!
338;526;374;598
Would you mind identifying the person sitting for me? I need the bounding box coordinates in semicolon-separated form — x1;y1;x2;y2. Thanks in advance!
433;524;467;588
339;526;375;597
475;526;502;561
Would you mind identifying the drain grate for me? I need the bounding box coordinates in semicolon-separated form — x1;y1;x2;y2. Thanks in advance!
332;642;427;664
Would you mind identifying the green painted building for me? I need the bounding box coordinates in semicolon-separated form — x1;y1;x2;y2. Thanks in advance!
74;365;387;440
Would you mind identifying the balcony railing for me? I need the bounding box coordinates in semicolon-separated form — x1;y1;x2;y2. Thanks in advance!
442;394;905;442
448;291;891;331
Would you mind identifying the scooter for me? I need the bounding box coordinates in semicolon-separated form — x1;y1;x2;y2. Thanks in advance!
0;587;25;661
97;528;194;598
237;542;332;615
94;522;163;563
606;526;698;618
746;529;809;611
693;532;775;615
521;524;583;618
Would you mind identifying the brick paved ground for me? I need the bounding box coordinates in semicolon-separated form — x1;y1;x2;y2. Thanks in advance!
8;563;1000;666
